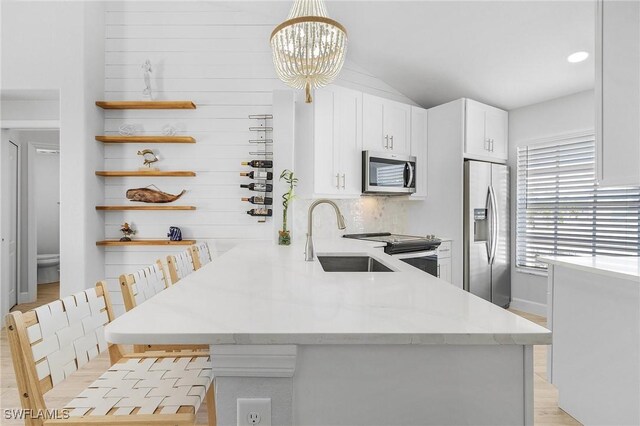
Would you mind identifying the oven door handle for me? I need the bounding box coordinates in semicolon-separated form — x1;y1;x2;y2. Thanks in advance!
393;250;437;260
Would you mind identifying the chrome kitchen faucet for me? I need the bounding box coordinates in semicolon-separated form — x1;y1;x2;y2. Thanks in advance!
305;199;346;261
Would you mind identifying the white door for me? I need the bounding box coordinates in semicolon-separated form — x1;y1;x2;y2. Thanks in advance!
362;94;385;151
335;87;363;195
383;101;411;155
464;99;489;157
7;141;19;309
438;257;452;283
485;108;508;160
313;89;340;194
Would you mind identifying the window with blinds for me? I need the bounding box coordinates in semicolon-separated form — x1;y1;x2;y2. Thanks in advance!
516;134;640;271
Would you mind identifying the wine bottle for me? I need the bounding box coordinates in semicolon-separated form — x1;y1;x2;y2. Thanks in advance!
242;196;273;205
247;208;272;217
240;183;273;192
241;160;273;168
240;171;273;180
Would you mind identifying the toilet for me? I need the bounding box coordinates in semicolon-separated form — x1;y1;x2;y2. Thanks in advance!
37;253;60;284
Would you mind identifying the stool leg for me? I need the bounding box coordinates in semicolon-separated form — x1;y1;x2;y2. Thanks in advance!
206;381;217;426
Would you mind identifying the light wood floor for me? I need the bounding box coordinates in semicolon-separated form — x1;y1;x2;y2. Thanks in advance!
10;282;59;313
0;289;579;425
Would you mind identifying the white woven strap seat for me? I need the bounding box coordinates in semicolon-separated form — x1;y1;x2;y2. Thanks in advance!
6;281;217;425
195;242;212;266
28;288;109;386
120;260;169;313
64;355;213;417
175;250;194;280
168;250;195;284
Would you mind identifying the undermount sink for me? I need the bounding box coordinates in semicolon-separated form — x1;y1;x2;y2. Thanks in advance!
317;255;395;272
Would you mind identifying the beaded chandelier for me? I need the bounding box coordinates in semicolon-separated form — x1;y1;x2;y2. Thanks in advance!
270;0;348;103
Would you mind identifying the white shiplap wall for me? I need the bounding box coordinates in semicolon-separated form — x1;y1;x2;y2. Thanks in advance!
102;1;415;315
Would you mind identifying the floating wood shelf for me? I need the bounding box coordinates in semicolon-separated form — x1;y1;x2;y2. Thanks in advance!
95;171;196;177
95;136;196;144
95;101;196;110
96;239;196;247
96;206;196;211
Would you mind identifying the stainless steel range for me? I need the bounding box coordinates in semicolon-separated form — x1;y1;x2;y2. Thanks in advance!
343;233;442;276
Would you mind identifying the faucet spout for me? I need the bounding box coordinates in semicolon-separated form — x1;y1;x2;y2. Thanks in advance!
305;199;346;261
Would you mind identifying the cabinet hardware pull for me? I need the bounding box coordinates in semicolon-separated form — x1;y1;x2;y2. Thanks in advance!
384;135;389;149
485;139;490;151
341;173;346;189
437;264;441;277
390;135;394;149
336;173;340;189
490;139;495;152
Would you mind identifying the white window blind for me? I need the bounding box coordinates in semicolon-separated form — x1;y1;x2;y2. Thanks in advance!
516;134;640;271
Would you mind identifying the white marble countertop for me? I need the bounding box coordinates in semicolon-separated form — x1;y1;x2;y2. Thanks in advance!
540;255;640;281
105;238;551;346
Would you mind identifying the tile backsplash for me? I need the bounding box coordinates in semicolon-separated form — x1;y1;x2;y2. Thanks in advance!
291;197;410;242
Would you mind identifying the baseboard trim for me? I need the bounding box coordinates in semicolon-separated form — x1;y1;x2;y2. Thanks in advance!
510;298;547;317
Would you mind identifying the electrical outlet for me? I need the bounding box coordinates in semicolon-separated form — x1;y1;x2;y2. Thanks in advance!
237;398;271;426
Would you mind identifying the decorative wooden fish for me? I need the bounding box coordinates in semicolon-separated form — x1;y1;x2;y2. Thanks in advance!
126;185;186;203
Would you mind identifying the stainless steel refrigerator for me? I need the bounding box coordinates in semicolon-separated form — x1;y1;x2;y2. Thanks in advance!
463;160;510;308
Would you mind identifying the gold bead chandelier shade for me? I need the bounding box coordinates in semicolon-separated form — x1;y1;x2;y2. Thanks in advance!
270;0;348;103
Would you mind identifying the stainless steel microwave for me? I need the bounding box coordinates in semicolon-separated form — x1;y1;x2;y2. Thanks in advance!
362;151;417;195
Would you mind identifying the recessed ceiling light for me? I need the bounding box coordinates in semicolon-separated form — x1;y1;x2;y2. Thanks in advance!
567;51;589;63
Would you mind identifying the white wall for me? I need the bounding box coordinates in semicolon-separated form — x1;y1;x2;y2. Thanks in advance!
508;90;594;315
1;1;105;298
1;100;60;122
101;1;415;316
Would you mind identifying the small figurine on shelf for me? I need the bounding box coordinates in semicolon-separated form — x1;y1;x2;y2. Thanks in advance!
167;226;183;241
120;222;136;242
142;59;153;99
137;149;159;170
278;169;297;245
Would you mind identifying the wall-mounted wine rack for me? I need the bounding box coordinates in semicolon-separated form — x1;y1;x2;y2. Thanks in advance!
242;114;273;223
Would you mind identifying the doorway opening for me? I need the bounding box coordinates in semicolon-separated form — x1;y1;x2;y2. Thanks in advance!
1;90;61;318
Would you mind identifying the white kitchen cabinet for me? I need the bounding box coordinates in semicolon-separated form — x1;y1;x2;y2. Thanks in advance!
595;0;640;187
410;106;428;197
437;257;452;283
464;99;508;162
363;93;411;155
295;85;363;198
437;240;452;284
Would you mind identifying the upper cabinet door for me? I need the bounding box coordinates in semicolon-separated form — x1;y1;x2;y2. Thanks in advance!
465;99;488;157
383;100;411;155
313;89;341;195
362;94;411;154
485;108;508;161
596;0;640;186
334;87;363;195
363;94;385;151
464;99;508;162
410;106;428;197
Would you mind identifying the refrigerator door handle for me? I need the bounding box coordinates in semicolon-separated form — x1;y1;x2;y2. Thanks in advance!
488;185;499;265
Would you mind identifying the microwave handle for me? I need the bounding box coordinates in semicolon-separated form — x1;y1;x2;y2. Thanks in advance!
406;162;415;188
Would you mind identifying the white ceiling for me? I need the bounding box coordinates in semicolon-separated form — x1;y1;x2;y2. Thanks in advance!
245;1;595;110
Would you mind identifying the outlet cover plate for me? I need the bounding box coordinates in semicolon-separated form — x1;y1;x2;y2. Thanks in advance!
237;398;271;426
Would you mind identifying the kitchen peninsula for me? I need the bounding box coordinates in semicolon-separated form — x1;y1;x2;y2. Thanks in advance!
541;255;640;425
106;239;551;426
